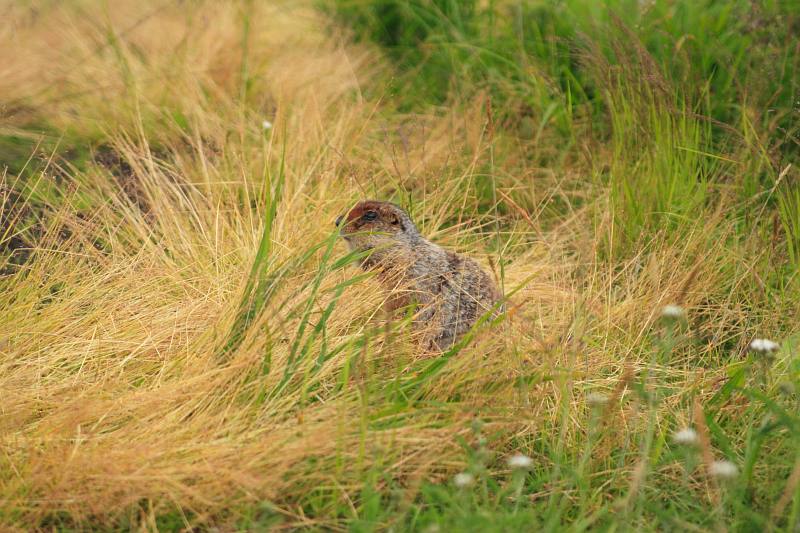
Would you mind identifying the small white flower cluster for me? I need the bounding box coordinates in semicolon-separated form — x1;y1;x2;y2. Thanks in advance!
672;427;699;446
709;460;738;480
672;427;738;480
749;338;779;354
661;304;685;319
506;454;534;469
261;120;273;130
452;452;534;488
453;472;474;488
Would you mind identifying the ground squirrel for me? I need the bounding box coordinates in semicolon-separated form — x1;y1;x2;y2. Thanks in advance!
336;200;503;350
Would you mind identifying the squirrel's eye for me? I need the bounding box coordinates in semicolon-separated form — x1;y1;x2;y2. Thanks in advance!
362;211;378;221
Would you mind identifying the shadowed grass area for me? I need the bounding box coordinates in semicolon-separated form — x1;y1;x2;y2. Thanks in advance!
1;0;799;531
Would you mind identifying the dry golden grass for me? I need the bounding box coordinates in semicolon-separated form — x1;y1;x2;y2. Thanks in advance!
1;0;796;530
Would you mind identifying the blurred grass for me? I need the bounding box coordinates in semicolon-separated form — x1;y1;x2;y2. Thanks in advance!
1;0;799;531
328;0;800;246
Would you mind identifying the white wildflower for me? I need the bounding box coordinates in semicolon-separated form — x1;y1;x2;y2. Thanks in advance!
749;338;779;354
672;428;699;446
586;392;609;407
261;120;273;130
507;453;534;469
661;304;685;319
709;460;738;480
453;472;475;488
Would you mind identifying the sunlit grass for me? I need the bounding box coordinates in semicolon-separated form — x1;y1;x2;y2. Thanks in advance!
1;0;799;531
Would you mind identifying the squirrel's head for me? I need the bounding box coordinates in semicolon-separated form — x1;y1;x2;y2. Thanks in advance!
336;200;419;253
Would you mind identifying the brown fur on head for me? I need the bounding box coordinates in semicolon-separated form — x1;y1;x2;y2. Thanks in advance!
336;200;419;253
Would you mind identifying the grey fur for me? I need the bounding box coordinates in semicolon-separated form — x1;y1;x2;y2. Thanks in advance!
338;200;503;350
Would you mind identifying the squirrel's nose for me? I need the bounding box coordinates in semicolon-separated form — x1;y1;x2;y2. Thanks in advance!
335;215;343;227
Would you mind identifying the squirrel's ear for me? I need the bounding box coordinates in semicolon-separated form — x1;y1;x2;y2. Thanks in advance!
389;212;404;230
